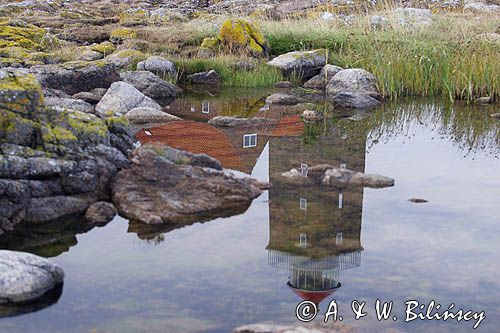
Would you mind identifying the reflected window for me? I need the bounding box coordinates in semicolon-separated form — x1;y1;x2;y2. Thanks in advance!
338;192;343;209
300;198;307;210
190;106;196;112
336;232;343;245
299;233;308;247
202;100;210;114
243;134;257;148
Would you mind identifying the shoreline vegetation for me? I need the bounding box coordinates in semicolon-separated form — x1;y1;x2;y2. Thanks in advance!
52;9;500;101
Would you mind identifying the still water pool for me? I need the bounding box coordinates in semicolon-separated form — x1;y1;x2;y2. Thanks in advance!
1;90;499;333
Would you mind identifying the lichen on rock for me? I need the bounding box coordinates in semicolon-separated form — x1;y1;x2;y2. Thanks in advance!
201;19;269;57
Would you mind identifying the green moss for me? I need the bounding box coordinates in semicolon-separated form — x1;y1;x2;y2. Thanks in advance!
110;28;137;42
51;125;78;142
90;41;115;55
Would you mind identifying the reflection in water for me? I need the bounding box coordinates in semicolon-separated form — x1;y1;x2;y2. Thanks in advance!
0;216;96;258
1;88;499;332
0;284;63;319
136;102;371;307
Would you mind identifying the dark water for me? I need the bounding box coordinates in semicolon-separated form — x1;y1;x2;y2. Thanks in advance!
1;89;499;333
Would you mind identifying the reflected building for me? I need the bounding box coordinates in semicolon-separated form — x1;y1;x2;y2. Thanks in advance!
267;115;368;306
135;103;369;307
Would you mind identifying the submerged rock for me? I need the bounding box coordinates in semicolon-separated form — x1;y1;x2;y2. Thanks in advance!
0;250;64;304
326;68;381;110
85;201;117;225
125;107;181;124
95;81;161;117
208;116;271;127
267;49;327;79
265;93;305;105
112;148;269;225
409;198;429;203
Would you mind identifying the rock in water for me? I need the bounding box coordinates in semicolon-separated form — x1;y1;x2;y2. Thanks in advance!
95;81;162;117
112;148;269;225
85;201;117;225
0;250;64;303
267;49;327;79
125;107;181;124
326;68;381;110
265;93;305;105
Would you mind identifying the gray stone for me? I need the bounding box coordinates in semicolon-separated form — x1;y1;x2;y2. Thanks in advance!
326;68;381;110
303;64;343;89
44;97;95;114
0;250;64;304
120;71;177;100
95;81;162;117
267;49;327;79
125;107;181;124
72;88;107;104
85;201;117;225
187;70;221;84
79;49;103;62
139;56;176;77
265;93;305;105
29;61;119;95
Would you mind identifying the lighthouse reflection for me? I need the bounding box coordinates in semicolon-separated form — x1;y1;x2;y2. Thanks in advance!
266;118;367;306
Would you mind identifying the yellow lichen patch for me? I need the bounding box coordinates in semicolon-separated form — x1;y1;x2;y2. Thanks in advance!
217;19;268;57
90;41;115;55
110;28;138;42
201;37;220;50
0;70;44;116
0;23;46;50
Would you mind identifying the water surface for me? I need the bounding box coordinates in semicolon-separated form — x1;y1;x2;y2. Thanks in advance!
0;90;499;333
